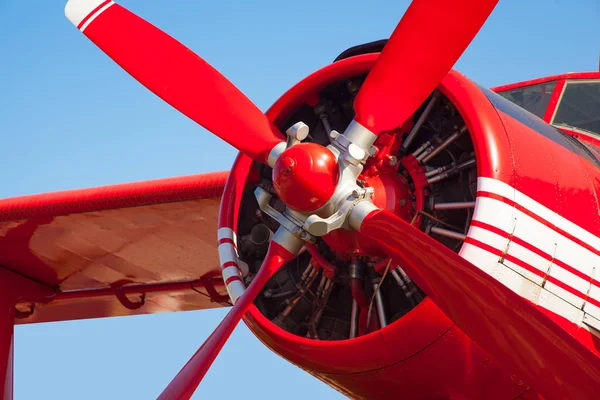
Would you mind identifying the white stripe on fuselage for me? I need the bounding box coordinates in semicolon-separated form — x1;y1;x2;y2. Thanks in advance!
463;177;600;333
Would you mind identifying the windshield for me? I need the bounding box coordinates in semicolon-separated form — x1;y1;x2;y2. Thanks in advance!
553;80;600;135
497;81;556;118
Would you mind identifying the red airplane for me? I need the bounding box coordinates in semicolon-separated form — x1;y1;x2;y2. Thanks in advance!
3;0;600;399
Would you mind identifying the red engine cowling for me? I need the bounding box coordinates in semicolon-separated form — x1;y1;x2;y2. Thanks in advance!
219;52;600;399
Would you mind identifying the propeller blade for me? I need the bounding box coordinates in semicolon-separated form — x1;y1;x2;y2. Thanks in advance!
357;209;600;400
158;229;302;400
353;0;498;133
64;0;283;164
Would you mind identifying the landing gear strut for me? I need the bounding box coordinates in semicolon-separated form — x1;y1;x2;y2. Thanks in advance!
0;269;54;400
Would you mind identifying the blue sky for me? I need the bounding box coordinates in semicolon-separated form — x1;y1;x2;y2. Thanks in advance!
0;0;598;398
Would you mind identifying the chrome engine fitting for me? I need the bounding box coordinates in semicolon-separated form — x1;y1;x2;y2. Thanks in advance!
236;72;478;341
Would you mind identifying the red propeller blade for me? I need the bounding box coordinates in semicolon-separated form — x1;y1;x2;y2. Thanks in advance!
353;0;498;134
157;233;300;400
65;0;283;164
358;209;600;400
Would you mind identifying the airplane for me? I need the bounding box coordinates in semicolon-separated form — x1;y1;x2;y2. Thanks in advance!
3;0;600;399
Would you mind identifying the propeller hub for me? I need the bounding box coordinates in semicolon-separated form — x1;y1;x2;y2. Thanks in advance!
323;164;414;257
272;143;340;213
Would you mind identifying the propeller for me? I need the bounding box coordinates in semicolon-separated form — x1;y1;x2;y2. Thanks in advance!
158;228;303;400
64;0;500;397
356;209;600;400
64;0;284;165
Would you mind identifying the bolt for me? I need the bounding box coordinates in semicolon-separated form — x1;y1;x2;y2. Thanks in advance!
351;189;362;198
329;130;340;140
400;199;406;206
388;155;398;166
348;143;366;161
280;156;296;174
369;146;378;157
286;121;309;141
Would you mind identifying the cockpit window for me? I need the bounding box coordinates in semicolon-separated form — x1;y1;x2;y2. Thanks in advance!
497;81;557;118
552;80;600;135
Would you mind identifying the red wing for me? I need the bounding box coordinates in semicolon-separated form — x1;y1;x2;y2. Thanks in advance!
0;171;230;324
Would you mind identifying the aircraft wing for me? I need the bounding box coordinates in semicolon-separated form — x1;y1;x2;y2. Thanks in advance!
0;171;230;324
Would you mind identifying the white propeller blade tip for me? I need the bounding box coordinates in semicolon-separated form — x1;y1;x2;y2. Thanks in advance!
65;0;115;30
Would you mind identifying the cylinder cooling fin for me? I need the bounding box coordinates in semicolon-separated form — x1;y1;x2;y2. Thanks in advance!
234;67;478;342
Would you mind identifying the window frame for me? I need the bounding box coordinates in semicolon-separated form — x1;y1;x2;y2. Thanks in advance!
542;80;566;123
